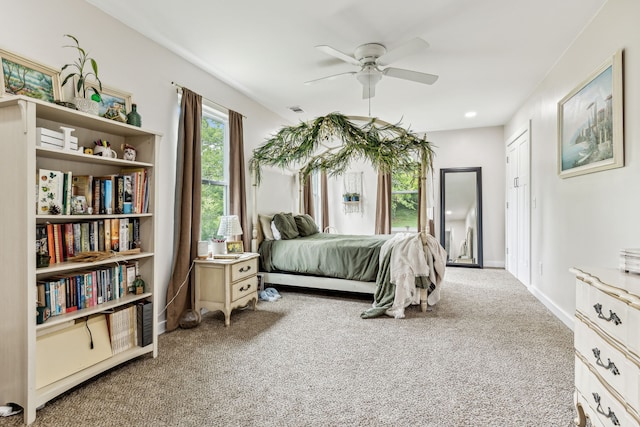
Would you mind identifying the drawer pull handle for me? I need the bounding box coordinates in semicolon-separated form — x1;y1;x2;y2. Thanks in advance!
238;266;252;273
240;284;252;292
593;303;622;325
592;348;620;376
592;393;620;426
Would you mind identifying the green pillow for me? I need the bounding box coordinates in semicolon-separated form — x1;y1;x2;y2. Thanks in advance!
295;214;319;237
272;212;299;240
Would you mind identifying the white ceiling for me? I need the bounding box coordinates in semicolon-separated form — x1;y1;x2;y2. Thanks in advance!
87;0;606;133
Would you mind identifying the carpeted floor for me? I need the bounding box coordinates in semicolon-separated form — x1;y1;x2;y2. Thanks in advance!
2;268;576;426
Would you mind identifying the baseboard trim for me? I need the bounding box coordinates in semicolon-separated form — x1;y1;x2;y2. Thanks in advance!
484;260;505;268
528;286;574;331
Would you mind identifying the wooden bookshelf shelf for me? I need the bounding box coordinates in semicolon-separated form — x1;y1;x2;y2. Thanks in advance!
0;96;161;425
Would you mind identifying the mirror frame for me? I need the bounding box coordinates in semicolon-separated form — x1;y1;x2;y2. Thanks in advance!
439;167;483;268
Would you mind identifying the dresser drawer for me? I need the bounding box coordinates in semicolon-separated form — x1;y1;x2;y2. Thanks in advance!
575;357;635;426
230;258;258;282
231;276;257;302
575;321;636;407
577;277;628;347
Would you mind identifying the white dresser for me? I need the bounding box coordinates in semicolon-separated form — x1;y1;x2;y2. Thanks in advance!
571;267;640;426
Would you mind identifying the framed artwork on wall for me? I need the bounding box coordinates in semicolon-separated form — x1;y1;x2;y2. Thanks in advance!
0;49;61;102
81;80;132;120
557;49;624;179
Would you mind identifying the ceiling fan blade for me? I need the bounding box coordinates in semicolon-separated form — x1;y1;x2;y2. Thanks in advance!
304;71;357;85
382;67;439;85
378;37;430;66
315;45;361;66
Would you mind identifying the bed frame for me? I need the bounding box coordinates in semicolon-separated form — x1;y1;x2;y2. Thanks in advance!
250;154;433;312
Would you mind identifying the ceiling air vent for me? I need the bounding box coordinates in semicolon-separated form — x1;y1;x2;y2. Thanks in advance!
289;105;304;113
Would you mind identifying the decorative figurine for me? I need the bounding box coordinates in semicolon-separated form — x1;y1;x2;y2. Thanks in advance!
121;143;137;161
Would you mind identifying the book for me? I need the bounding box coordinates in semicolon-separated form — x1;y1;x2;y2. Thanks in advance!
36;224;49;267
80;222;90;253
104;219;111;252
46;223;55;264
63;223;74;258
119;218;129;252
37;169;64;215
52;224;63;263
97;220;105;252
110;218;119;251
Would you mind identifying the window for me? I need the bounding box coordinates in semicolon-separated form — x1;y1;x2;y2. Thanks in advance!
391;168;419;232
200;105;229;240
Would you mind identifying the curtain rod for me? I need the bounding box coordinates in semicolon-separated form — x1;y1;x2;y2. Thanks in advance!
171;81;246;119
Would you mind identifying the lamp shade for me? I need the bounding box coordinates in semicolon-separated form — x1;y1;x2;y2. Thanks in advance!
217;215;243;238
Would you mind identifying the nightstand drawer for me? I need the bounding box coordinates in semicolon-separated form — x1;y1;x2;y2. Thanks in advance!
577;277;628;347
231;276;257;302
231;257;258;282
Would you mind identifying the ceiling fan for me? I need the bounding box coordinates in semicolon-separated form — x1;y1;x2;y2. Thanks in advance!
305;37;439;99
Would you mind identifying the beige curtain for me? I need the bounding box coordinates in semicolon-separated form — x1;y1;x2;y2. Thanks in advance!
321;171;329;231
375;172;391;234
303;175;315;218
229;110;249;252
166;88;202;332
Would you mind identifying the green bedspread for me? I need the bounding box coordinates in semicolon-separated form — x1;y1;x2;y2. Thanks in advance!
259;233;390;282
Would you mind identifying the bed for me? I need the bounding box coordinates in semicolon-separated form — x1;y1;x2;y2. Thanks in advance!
248;114;446;317
252;212;446;317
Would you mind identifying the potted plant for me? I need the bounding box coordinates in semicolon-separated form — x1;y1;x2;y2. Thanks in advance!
60;34;102;115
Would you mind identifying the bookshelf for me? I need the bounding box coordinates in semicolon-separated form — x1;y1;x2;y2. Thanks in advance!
0;96;160;425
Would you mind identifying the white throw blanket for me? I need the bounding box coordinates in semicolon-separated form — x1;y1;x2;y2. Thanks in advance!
381;233;428;318
379;232;447;318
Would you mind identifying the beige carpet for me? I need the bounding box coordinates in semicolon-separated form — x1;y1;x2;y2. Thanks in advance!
2;268;576;426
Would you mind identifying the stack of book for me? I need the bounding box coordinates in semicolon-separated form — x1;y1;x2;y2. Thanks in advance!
620;249;640;274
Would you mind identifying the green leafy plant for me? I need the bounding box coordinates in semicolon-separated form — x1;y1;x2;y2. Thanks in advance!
60;34;102;100
250;113;434;185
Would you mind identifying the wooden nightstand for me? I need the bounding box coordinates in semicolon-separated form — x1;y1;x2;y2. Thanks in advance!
194;253;259;326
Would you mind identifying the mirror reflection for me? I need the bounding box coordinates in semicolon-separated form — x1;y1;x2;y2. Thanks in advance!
440;167;483;268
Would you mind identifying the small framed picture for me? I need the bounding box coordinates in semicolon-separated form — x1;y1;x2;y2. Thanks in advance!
0;48;61;102
81;80;132;119
226;240;244;254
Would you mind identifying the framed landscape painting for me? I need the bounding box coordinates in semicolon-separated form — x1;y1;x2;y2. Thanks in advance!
0;49;61;102
82;81;132;119
557;49;623;178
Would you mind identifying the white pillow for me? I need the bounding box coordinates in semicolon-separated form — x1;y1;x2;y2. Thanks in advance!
271;221;282;240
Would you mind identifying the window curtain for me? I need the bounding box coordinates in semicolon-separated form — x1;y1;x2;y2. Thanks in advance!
229;110;249;252
166;88;202;332
321;171;329;231
375;172;391;234
303;175;314;219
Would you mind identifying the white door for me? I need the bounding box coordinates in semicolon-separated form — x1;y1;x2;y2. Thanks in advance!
506;129;530;286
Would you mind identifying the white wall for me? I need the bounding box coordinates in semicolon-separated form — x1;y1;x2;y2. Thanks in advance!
430;126;506;268
505;0;640;327
2;0;291;329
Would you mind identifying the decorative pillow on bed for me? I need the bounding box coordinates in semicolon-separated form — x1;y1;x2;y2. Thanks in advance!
270;221;282;240
259;214;274;241
272;212;299;240
294;214;319;237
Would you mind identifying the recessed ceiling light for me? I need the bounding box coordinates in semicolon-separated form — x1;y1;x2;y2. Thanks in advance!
464;111;477;118
446;210;452;215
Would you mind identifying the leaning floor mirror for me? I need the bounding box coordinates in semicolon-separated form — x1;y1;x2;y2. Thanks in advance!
439;167;483;268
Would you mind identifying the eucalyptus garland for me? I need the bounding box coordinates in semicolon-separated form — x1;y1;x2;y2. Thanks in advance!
249;113;434;184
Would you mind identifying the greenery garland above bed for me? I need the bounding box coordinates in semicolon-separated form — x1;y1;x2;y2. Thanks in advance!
249;112;434;184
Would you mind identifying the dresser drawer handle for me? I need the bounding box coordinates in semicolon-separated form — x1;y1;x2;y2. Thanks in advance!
240;284;252;292
592;393;620;426
593;303;622;325
592;348;620;376
238;265;252;273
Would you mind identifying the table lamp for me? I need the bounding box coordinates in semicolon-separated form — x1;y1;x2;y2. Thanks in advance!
217;215;243;242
